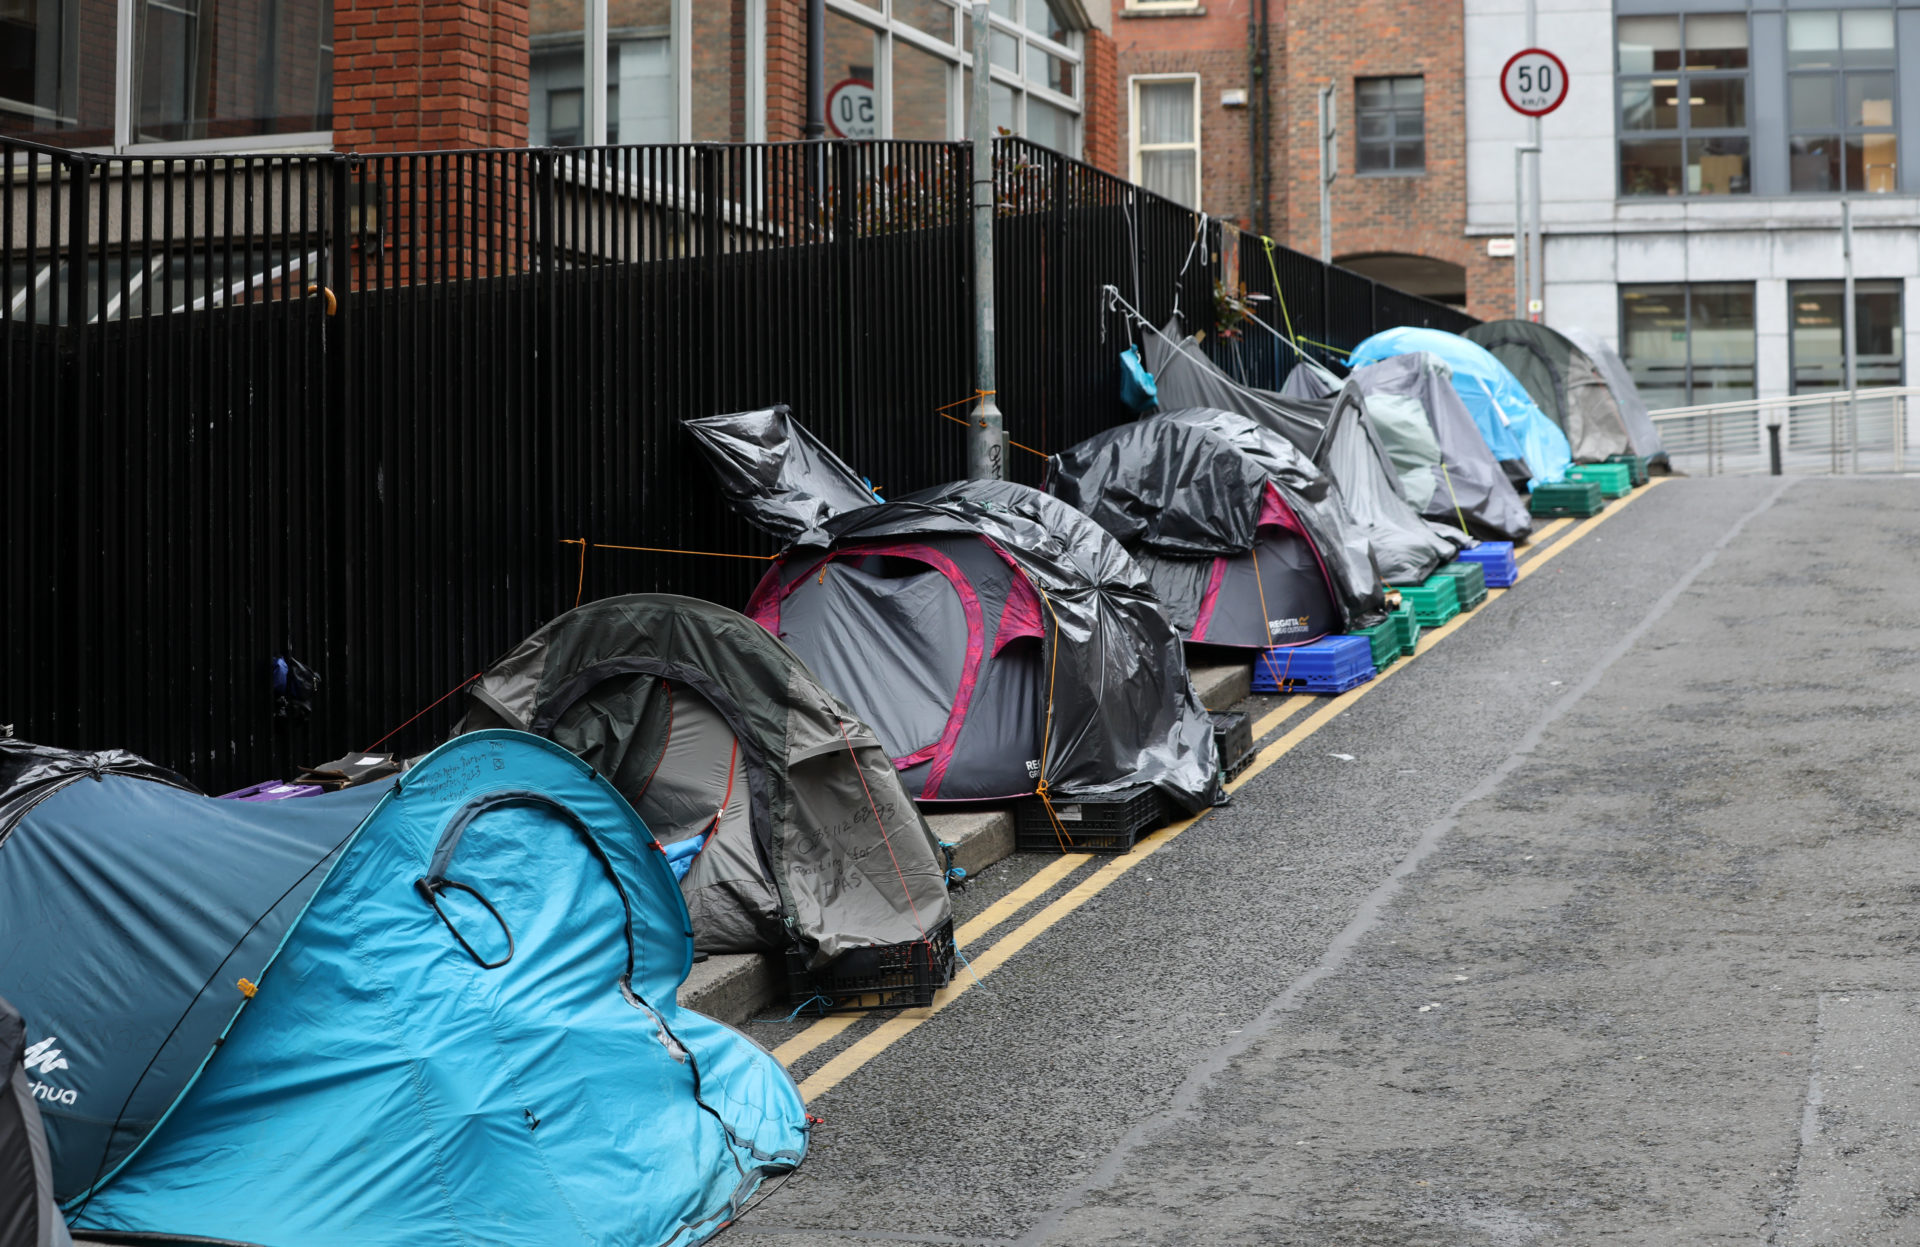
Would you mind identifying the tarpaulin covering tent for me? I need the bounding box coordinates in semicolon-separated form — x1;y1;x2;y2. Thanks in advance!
1348;326;1574;490
1143;324;1454;585
2;996;70;1247
0;733;806;1245
1049;407;1390;647
454;593;952;967
1562;326;1669;467
1341;352;1534;541
688;408;1217;814
1464;320;1634;463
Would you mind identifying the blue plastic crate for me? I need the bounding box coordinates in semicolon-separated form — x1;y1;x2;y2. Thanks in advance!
1456;542;1517;588
1251;635;1376;694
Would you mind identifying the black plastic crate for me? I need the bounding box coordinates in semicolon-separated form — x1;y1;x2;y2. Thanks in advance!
1015;785;1171;853
786;919;956;1015
1210;710;1253;767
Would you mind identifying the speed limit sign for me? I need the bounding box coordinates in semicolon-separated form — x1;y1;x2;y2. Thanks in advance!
827;78;876;139
1501;48;1568;117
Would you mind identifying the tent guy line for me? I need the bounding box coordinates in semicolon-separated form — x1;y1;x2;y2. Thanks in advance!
779;481;1663;1103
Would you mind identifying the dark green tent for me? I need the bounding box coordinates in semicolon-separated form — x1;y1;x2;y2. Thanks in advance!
1464;320;1634;464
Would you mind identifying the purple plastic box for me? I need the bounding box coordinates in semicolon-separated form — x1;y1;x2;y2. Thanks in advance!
217;780;325;802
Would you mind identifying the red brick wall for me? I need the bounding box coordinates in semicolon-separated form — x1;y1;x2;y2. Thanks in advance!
333;0;530;151
1280;0;1508;318
1082;27;1121;175
1114;3;1280;235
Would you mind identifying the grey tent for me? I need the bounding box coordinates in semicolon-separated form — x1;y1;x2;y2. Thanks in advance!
2;997;70;1247
1145;324;1453;585
688;408;1217;815
1341;352;1535;541
1561;326;1669;467
1464;320;1635;464
455;594;951;967
1050;407;1388;647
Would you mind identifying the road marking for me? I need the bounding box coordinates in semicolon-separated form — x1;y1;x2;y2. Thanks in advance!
1515;479;1665;582
1251;694;1314;740
787;482;1663;1101
1517;517;1572;558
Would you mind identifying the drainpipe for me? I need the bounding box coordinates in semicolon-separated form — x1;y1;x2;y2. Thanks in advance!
805;0;826;140
1248;0;1271;237
1317;83;1336;264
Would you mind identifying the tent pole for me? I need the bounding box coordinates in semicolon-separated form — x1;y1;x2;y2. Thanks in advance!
968;0;1005;481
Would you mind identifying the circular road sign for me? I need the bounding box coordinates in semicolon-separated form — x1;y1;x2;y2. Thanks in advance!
827;78;877;139
1501;48;1569;117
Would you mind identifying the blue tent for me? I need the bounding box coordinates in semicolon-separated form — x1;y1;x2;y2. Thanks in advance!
1348;327;1573;489
0;732;806;1246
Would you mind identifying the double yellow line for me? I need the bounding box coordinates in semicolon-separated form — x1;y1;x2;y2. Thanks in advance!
778;479;1665;1101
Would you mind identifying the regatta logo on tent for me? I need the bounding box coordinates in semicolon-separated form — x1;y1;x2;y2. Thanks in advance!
1268;616;1310;637
1025;758;1041;778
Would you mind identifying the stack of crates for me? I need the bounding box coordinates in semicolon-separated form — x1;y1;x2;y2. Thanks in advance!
1347;619;1403;670
1251;635;1375;695
1457;541;1518;587
1605;452;1650;486
1395;575;1461;628
1529;479;1606;518
1386;599;1421;656
1431;560;1487;610
1569;462;1633;499
1015;786;1172;854
1210;710;1256;783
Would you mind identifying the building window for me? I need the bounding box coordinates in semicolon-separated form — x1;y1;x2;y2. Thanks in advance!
1787;10;1897;194
1355;76;1423;175
1130;75;1199;207
531;0;754;147
823;0;1081;150
1790;280;1905;393
1616;13;1750;196
1620;283;1755;407
0;0;332;149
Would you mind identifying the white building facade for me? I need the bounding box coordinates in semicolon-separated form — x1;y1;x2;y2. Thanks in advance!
1465;0;1920;408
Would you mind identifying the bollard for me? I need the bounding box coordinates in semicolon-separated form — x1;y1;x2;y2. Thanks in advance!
1768;423;1782;476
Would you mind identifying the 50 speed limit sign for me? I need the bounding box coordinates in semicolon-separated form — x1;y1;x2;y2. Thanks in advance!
1501;48;1568;117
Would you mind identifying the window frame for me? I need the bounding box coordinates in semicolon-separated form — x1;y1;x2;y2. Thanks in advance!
1619;280;1758;407
1784;8;1899;196
1128;72;1201;208
1787;278;1906;393
1353;74;1424;177
1614;11;1752;199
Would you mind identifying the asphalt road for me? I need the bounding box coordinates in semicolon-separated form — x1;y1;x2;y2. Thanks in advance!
729;476;1920;1246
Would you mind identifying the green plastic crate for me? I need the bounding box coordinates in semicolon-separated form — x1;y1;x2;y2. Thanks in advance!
1604;453;1650;487
1569;462;1632;498
1396;576;1461;627
1432;560;1487;610
1347;622;1402;669
1529;480;1606;518
1388;601;1420;655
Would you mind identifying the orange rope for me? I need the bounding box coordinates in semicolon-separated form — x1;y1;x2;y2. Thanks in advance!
562;538;588;607
1028;575;1077;852
933;397;1049;459
359;671;484;754
834;719;928;938
562;538;777;562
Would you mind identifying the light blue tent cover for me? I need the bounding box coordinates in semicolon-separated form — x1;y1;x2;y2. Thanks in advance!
1348;327;1573;489
21;732;805;1246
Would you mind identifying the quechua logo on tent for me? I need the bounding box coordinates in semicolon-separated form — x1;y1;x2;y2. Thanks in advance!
23;1036;78;1106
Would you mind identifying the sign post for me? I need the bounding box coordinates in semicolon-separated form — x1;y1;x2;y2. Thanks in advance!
1501;46;1565;322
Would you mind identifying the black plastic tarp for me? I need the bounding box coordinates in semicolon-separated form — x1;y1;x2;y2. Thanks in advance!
687;410;1218;814
683;406;882;545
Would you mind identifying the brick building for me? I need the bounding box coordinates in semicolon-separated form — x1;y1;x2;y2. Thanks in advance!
1;0;1122;166
1116;0;1518;319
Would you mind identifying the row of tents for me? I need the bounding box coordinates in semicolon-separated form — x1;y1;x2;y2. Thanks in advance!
0;316;1663;1246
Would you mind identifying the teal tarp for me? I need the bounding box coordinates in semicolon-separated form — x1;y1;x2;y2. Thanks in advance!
59;732;806;1246
1349;327;1573;489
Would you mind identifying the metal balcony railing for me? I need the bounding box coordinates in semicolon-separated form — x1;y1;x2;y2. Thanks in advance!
1649;387;1920;476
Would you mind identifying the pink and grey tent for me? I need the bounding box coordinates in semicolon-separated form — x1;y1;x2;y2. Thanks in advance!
1050;407;1389;650
687;408;1217;813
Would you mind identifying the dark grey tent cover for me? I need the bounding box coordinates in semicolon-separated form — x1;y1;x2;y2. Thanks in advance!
682;404;882;544
1342;352;1535;541
1048;408;1386;638
1145;325;1453;585
2;996;70;1247
1463;320;1634;464
1561;326;1668;466
686;409;1217;813
455;594;951;964
0;739;197;832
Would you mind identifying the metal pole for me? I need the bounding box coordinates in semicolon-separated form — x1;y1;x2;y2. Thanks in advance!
1514;143;1537;320
585;0;609;144
1843;198;1858;473
804;0;826;140
967;1;1004;481
1768;422;1782;475
1317;83;1336;264
1526;0;1543;322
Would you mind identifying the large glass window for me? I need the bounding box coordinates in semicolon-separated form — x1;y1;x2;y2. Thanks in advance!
1130;75;1197;206
1787;9;1897;193
1790;280;1905;392
1621;282;1756;407
1617;13;1750;196
531;0;755;147
1355;75;1423;175
826;0;1080;150
1;0;331;147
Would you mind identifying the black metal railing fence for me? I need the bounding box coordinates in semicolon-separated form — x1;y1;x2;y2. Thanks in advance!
3;134;1474;790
